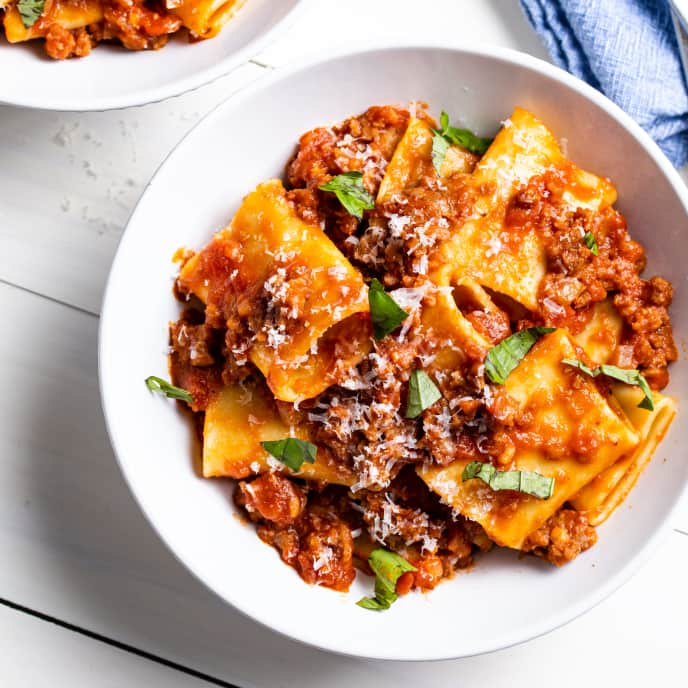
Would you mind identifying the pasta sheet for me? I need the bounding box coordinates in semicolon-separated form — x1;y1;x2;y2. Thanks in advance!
178;179;371;403
418;330;639;548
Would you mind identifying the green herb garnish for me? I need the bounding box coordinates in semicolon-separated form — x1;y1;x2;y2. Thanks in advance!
145;376;193;403
357;548;417;611
583;231;598;255
405;369;442;418
17;0;45;28
484;327;556;384
319;171;375;219
431;111;493;173
462;461;555;499
368;278;409;340
561;359;654;411
260;438;317;471
430;131;451;175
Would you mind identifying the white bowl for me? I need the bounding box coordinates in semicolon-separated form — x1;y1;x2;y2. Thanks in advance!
0;0;306;111
99;42;688;660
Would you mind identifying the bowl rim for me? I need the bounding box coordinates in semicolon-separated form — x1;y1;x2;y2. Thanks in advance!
99;39;688;660
0;0;312;112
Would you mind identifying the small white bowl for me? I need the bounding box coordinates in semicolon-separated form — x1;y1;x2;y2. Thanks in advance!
99;42;688;660
0;0;307;111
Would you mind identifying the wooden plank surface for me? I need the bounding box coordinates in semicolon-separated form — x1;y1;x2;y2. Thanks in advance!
1;1;687;685
0;279;686;687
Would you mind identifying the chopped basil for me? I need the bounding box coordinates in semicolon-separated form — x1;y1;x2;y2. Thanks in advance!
431;111;493;173
430;131;451;174
484;327;556;384
405;369;442;418
144;376;193;403
17;0;45;28
368;278;409;340
356;596;390;610
357;548;417;611
561;359;654;411
583;231;598;255
462;461;555;499
318;171;375;219
260;437;317;471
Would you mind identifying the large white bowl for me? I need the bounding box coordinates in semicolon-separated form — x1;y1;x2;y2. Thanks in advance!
0;0;306;111
99;43;688;660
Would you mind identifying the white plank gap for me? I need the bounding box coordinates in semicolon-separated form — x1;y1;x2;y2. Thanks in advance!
0;603;219;688
1;278;687;687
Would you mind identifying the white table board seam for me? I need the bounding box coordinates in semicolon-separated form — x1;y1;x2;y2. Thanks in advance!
1;597;239;688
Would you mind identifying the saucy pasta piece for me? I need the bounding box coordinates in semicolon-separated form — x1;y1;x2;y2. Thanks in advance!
1;0;244;59
177;179;371;403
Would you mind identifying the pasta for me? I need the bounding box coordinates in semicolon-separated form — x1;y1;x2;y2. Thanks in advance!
159;104;677;607
177;179;371;403
203;382;355;486
1;0;245;59
169;0;245;39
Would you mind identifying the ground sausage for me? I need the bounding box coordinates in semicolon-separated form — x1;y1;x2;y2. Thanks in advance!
236;473;306;528
523;509;597;566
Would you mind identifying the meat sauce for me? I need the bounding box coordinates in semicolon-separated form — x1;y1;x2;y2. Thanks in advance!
169;105;675;595
5;0;187;59
506;166;677;387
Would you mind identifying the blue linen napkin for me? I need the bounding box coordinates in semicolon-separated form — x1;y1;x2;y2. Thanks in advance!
519;0;688;167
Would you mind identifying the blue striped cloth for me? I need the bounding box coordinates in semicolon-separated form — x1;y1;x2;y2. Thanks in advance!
520;0;688;167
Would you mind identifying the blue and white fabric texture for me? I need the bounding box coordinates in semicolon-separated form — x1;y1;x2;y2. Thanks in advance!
520;0;688;167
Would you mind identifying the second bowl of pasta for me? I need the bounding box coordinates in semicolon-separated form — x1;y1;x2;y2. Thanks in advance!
0;0;307;110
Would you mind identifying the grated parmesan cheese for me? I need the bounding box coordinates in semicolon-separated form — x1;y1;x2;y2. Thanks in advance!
266;455;284;472
543;296;566;316
312;546;334;572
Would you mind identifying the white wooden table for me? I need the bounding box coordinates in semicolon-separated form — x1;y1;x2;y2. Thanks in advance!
2;1;687;685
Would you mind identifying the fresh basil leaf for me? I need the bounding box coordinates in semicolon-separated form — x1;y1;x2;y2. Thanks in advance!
356;596;390;610
560;358;597;376
583;231;598;255
145;376;193;403
369;548;417;590
368;278;409;340
462;461;490;481
484;327;556;384
357;548;417;612
260;437;317;471
374;577;397;607
431;110;493;173
443;126;493;155
561;359;654;411
17;0;45;28
318;171;375;219
431;131;450;174
462;461;555;499
405;369;442;418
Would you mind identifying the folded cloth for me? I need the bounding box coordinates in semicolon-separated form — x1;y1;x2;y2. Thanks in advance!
520;0;688;167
